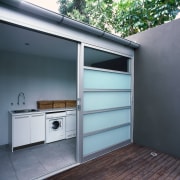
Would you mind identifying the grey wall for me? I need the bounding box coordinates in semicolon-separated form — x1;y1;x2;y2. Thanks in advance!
127;19;180;158
0;51;76;145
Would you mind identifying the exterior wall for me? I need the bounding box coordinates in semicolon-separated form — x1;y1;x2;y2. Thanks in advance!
127;19;180;158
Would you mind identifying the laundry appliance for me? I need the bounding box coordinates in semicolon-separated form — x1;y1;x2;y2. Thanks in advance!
45;111;66;143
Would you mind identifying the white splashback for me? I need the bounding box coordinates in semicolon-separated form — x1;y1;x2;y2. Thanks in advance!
0;51;77;145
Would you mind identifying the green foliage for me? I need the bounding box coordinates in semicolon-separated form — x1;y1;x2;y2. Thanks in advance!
57;0;180;37
58;0;89;23
115;0;180;37
85;0;115;32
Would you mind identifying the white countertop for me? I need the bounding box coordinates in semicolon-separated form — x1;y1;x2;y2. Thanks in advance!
9;107;76;115
39;107;76;113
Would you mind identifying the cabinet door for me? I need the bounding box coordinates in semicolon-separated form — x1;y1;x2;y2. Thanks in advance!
13;115;30;147
66;115;76;131
30;113;45;143
66;114;76;139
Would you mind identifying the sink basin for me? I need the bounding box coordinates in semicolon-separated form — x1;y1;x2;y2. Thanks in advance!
12;109;39;114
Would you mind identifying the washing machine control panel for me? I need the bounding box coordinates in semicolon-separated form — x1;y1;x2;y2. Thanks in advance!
46;111;66;119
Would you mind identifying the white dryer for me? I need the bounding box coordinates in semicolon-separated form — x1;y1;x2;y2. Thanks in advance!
46;111;66;143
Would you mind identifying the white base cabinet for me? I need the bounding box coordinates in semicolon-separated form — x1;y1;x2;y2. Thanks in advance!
10;112;45;151
13;115;31;148
65;110;76;139
31;114;45;143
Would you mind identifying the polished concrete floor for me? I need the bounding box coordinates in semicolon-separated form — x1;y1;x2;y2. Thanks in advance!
0;138;76;180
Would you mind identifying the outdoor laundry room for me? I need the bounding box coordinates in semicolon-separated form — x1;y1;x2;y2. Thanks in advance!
0;23;134;180
0;22;78;178
0;1;138;179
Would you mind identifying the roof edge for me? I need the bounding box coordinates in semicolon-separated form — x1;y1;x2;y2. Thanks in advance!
0;0;140;49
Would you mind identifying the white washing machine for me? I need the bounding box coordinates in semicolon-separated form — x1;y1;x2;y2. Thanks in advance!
46;111;66;143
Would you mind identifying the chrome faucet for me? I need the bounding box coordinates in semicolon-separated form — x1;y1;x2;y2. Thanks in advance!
17;92;25;105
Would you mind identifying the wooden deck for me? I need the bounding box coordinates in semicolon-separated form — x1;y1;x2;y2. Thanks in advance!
48;144;180;180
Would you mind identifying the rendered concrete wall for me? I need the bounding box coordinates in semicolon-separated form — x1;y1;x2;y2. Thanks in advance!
127;19;180;158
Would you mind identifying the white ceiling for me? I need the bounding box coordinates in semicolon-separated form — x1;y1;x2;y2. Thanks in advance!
0;22;123;64
0;22;78;61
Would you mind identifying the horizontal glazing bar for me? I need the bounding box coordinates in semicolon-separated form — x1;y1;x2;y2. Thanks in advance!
84;89;131;92
84;66;131;75
84;123;130;137
83;106;131;115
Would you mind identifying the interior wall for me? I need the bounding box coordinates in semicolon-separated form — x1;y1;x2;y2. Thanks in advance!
0;51;76;145
127;19;180;158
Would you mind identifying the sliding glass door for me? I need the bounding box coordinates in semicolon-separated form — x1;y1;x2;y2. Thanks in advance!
77;44;133;161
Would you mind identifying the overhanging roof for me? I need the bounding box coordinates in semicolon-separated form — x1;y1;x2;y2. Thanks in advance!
0;0;140;49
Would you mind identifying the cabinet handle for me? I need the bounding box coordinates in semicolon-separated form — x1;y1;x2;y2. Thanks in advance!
32;114;44;117
15;116;29;119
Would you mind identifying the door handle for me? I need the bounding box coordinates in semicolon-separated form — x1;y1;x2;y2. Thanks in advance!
77;98;81;111
77;105;81;111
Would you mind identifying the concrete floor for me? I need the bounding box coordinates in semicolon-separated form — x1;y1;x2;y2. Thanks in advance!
0;138;76;180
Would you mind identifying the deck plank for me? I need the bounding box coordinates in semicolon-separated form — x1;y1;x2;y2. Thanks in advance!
47;144;180;180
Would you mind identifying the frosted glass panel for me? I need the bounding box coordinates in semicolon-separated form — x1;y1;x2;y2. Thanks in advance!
84;69;131;89
83;126;130;156
84;109;131;133
84;92;131;111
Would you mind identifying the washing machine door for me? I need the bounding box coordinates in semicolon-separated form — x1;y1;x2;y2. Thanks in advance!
52;121;61;130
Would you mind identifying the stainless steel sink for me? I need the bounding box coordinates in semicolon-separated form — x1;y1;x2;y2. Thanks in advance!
12;109;39;113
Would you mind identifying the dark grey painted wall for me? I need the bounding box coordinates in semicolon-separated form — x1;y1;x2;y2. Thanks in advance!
127;19;180;158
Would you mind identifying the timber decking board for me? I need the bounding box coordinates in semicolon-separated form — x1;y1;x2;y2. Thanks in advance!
47;144;180;180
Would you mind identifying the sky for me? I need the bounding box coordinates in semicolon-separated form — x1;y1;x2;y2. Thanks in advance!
25;0;59;13
176;12;180;19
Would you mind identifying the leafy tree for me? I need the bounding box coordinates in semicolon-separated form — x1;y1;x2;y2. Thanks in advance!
57;0;115;32
114;0;180;37
57;0;180;37
58;0;89;23
85;0;115;32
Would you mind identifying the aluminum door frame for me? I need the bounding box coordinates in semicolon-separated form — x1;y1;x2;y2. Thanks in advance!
77;42;134;163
